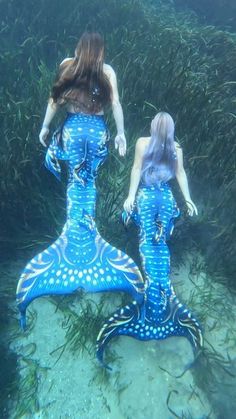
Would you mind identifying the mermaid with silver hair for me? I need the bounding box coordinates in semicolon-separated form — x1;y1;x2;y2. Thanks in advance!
96;112;203;367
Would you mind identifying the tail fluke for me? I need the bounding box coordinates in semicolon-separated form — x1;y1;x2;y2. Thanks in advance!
170;292;203;352
96;289;203;368
96;301;140;367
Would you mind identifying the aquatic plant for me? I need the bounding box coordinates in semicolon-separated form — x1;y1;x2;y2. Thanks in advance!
0;259;41;417
0;339;19;418
49;294;110;357
173;0;236;31
12;355;48;418
185;254;236;328
192;344;236;418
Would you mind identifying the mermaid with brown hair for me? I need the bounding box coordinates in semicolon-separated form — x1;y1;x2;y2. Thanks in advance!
16;32;145;328
39;32;126;154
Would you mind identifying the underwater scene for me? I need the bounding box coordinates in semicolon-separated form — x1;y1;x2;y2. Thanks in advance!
1;0;236;418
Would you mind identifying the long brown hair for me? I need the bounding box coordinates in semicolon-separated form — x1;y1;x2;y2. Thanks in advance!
51;32;111;109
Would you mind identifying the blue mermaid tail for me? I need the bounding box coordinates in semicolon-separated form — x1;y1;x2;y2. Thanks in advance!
96;285;203;368
96;183;203;366
16;113;145;329
16;218;145;329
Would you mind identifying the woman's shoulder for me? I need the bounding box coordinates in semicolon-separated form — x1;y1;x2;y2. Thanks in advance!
103;63;113;71
137;136;150;144
133;137;149;160
103;63;116;78
60;57;74;67
136;137;150;150
174;141;182;151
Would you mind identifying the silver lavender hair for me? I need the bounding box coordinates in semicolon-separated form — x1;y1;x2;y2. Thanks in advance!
141;112;177;186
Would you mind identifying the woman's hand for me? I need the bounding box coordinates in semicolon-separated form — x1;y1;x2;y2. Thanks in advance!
123;196;135;213
39;126;50;147
115;133;127;156
186;200;198;216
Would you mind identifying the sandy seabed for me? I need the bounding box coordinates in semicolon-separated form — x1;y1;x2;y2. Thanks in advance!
8;254;236;419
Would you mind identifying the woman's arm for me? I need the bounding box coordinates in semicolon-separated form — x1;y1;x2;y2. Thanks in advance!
39;59;72;147
104;64;126;156
175;145;198;216
39;99;59;147
124;138;146;212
